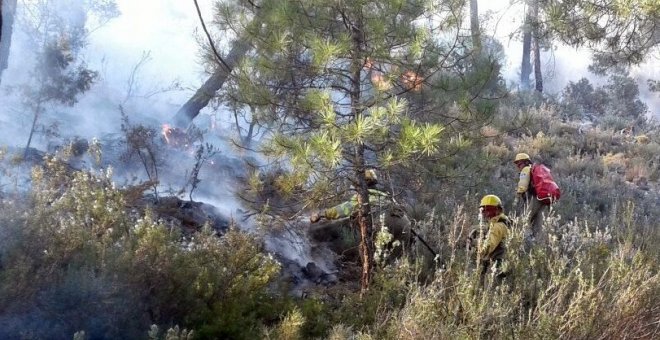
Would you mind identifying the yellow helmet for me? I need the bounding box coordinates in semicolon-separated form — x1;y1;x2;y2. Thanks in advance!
514;153;531;163
480;194;502;208
365;169;378;182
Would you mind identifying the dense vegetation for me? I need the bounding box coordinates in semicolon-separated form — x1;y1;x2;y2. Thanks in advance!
0;0;658;339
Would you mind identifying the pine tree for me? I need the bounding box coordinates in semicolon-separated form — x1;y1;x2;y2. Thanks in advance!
15;0;118;156
545;0;659;71
532;0;543;92
470;0;482;54
0;0;18;85
211;0;462;292
521;0;533;90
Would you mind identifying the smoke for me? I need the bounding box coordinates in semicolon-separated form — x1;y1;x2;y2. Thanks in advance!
2;1;327;318
631;63;660;120
479;1;593;93
0;0;261;199
0;0;220;150
0;1;656;336
1;0;656;149
478;0;659;119
2;0;655;155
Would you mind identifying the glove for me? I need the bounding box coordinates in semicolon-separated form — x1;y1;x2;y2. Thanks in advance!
310;211;324;223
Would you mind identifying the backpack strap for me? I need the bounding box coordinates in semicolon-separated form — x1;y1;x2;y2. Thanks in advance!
496;216;512;228
527;164;537;195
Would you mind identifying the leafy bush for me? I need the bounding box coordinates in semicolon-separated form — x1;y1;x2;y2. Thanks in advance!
0;160;283;339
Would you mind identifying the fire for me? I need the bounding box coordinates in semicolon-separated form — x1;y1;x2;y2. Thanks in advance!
401;70;423;91
371;73;392;91
161;123;191;149
364;57;374;70
364;57;423;92
364;58;392;91
162;124;173;144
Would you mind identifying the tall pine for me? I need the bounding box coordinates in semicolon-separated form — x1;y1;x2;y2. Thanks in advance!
213;0;461;292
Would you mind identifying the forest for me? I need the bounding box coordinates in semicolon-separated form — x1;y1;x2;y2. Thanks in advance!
0;0;658;339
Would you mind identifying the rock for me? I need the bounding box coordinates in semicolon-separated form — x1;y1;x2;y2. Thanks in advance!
302;262;338;286
148;196;231;235
317;272;338;286
72;138;89;156
303;262;324;282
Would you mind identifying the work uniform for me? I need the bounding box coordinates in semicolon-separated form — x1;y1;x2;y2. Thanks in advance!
469;213;510;285
517;164;549;245
321;188;412;255
322;189;388;219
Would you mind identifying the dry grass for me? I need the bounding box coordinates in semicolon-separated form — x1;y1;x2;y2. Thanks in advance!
634;134;650;145
602;152;628;172
314;206;660;340
482;142;510;159
548;121;580;137
480;125;500;138
624;158;650;183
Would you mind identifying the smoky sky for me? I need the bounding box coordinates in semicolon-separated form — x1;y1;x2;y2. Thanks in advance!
479;0;659;119
0;0;657;150
0;0;219;149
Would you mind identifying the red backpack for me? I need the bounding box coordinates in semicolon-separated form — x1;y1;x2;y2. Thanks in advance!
531;164;560;204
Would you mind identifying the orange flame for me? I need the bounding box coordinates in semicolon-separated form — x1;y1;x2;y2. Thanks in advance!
371;73;392;91
162;124;173;144
401;70;423;91
364;57;374;70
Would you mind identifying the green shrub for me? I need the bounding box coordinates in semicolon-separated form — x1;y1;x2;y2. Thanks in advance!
0;160;284;339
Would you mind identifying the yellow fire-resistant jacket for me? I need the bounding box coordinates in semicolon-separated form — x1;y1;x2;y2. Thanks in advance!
478;213;510;261
323;189;389;220
516;164;532;195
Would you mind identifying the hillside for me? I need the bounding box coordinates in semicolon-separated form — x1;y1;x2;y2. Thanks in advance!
0;0;658;339
0;93;657;339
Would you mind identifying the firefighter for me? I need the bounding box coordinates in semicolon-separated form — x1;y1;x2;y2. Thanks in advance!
513;152;550;246
309;169;412;255
468;194;510;286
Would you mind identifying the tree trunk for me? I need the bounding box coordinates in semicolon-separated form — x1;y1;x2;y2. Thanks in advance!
469;0;481;54
171;39;251;129
533;38;542;93
355;149;373;295
350;13;373;295
532;0;543;93
0;0;17;85
520;1;532;90
24;101;42;158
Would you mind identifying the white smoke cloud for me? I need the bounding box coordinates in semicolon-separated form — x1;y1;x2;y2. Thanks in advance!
2;0;656;148
0;0;221;148
478;0;659;118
